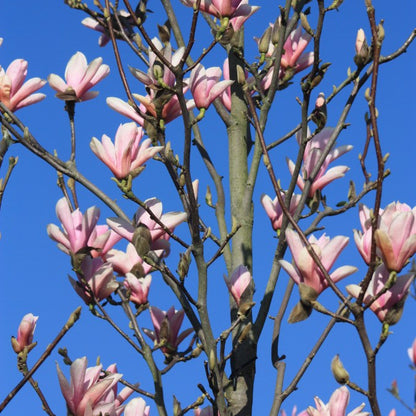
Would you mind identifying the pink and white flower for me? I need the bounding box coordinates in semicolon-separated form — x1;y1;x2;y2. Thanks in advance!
287;127;352;197
224;265;252;305
69;257;118;303
57;357;133;416
280;229;357;295
346;264;414;323
11;313;38;353
48;51;109;102
107;197;187;257
143;306;193;354
189;64;233;110
90;122;163;179
124;273;152;306
0;59;46;111
305;386;369;416
180;0;259;31
47;198;101;255
124;398;150;416
261;192;302;231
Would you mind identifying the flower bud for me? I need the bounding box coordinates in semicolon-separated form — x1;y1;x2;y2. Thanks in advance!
331;354;350;384
258;26;272;55
354;29;370;67
11;313;38;354
153;60;164;82
177;249;191;281
132;223;152;258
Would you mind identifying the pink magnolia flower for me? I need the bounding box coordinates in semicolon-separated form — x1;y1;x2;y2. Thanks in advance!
48;51;109;102
90;122;163;179
0;59;46;111
180;0;259;31
346;264;414;323
124;398;150;416
354;202;416;271
353;204;374;265
143;306;193;354
189;64;233;110
11;313;38;353
287;127;352;197
374;203;416;272
224;265;252;305
47;198;103;255
107;197;187;257
388;410;396;416
124;273;152;305
107;243;161;277
408;338;416;366
281;26;314;73
107;97;145;126
69;257;118;303
130;38;184;89
306;386;369;416
57;357;132;416
133;90;195;123
280;229;357;295
261;192;302;231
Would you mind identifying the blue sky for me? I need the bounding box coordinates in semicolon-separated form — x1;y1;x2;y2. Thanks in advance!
1;1;416;415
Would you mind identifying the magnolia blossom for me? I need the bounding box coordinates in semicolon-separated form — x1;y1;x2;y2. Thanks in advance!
69;257;118;303
261;192;302;230
346;264;414;323
82;11;132;47
11;313;38;353
124;398;150;416
46;197;121;258
354;202;416;271
143;306;193;354
224;265;252;305
0;59;46;111
130;38;184;89
374;203;416;272
287;127;352;197
280;229;357;296
259;24;313;90
124;273;152;306
354;29;370;66
48;51;109;102
305;386;369;416
180;0;259;31
408;338;416;366
107;197;187;257
107;97;145;126
107;243;161;277
133;90;195;123
57;357;133;416
189;64;233;110
90;122;163;179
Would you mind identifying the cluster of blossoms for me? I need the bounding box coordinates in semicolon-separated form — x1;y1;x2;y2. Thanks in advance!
57;357;150;416
47;196;186;307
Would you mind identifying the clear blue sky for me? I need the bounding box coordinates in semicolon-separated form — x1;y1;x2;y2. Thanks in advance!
0;1;415;415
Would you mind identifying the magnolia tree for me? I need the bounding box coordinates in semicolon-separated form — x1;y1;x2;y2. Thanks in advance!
0;1;416;416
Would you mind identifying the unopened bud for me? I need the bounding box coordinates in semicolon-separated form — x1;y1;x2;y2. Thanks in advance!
347;180;356;201
271;20;280;45
300;13;313;37
205;185;214;208
383;296;407;326
158;22;171;45
177;250;191;281
258;26;272;55
130;261;146;278
153;60;164;81
354;29;370;67
236;65;246;85
191;344;203;358
173;396;182;416
331;354;350;384
132;223;152;257
208;349;216;371
311;92;327;131
377;22;385;42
